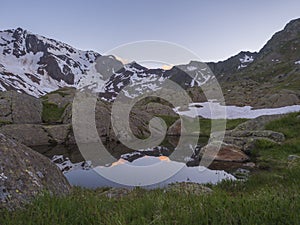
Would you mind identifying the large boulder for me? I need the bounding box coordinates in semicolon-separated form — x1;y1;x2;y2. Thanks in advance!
0;91;42;124
0;124;72;146
230;130;285;143
233;114;284;131
211;130;285;153
142;102;178;117
0;133;70;210
0;124;50;146
204;143;250;162
43;124;72;145
187;142;249;166
87;99;155;140
207;115;286;153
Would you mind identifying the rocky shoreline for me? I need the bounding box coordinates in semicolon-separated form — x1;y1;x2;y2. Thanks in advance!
0;89;293;210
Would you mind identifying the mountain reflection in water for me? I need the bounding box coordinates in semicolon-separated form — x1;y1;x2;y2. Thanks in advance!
33;138;236;188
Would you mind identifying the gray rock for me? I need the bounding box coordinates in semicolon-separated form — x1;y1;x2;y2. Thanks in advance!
233;114;284;131
95;100;113;137
0;124;49;146
0;133;70;210
212;119;285;153
142;102;178;117
43;124;72;145
0;91;42;124
226;136;281;153
287;155;300;161
0;124;73;146
256;90;300;108
95;100;154;140
45;88;76;108
186;142;249;166
62;104;72;124
243;162;256;168
0;98;12;123
167;119;183;136
226;116;286;151
231;130;285;143
200;142;250;163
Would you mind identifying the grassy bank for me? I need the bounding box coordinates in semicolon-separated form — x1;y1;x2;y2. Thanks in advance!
1;113;300;224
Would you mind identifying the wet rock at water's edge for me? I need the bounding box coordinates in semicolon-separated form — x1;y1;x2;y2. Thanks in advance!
186;142;249;167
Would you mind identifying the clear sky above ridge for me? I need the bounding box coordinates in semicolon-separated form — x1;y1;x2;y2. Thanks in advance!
1;0;300;62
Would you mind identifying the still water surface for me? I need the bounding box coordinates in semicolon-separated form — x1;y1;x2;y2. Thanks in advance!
33;137;239;188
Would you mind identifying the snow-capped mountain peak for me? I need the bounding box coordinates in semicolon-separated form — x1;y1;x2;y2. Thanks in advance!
0;28;100;97
0;28;213;99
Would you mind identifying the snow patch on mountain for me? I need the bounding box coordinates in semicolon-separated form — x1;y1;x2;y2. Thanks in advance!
240;55;254;63
238;54;254;69
110;64;166;99
190;71;211;87
187;66;197;71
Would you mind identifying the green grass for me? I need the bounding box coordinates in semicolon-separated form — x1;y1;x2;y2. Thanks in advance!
1;175;299;225
157;116;247;137
265;112;300;139
1;113;300;224
251;112;300;170
42;102;68;124
156;115;179;127
201;118;248;136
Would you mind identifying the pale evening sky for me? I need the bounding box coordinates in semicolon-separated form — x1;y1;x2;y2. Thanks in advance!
1;0;300;62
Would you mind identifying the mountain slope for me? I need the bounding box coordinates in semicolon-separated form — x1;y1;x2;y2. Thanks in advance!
0;28;100;97
0;28;213;100
207;51;258;80
215;18;300;107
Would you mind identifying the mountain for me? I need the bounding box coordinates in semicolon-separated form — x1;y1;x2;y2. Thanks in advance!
0;28;213;100
0;18;300;107
218;18;300;107
0;28;100;97
207;51;258;80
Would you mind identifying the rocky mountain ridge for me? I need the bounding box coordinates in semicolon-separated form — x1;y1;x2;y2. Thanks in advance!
0;28;213;101
0;18;300;107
